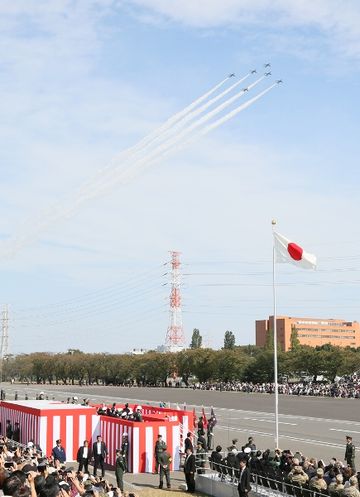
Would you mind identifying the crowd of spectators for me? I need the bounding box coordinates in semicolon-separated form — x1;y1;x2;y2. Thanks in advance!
96;403;143;422
207;436;359;497
0;436;138;497
191;375;360;398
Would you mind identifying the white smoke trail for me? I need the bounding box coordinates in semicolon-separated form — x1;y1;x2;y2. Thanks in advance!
201;83;277;136
112;84;279;187
80;75;232;191
80;74;249;196
0;80;277;258
138;72;252;151
83;76;265;197
74;81;276;203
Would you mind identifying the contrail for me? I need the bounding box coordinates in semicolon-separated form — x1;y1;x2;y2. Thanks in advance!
81;75;233;190
74;80;275;202
201;83;277;136
140;72;252;150
112;84;279;188
0;79;278;258
85;76;265;196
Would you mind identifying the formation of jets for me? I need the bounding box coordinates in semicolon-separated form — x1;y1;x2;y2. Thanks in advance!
226;65;283;87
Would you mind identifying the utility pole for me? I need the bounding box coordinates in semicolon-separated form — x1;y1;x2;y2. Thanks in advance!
0;305;9;383
165;251;185;352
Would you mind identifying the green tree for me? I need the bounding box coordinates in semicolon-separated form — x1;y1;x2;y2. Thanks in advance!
189;328;202;349
191;349;217;382
243;350;285;383
214;349;251;382
223;330;236;350
264;328;274;350
290;325;300;351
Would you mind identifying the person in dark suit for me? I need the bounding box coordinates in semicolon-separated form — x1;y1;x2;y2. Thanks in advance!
210;445;223;475
52;439;66;464
92;435;108;477
5;420;13;439
77;440;92;473
13;422;20;442
238;458;251;497
184;448;196;493
184;432;193;453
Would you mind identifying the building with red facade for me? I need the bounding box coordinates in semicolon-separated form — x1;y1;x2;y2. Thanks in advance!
256;316;360;351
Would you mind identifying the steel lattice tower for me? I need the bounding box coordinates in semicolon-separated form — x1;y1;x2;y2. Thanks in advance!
165;251;185;352
0;305;9;383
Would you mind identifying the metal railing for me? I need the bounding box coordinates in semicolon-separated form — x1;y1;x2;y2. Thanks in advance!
196;459;336;497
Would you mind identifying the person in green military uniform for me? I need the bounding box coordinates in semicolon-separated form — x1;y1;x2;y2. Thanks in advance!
154;434;167;474
115;449;126;493
345;435;356;473
158;449;172;489
195;440;206;475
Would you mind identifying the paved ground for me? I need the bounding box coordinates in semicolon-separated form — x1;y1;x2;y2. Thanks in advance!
2;383;360;487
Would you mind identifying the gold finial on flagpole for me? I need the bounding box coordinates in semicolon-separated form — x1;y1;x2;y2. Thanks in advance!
271;219;277;226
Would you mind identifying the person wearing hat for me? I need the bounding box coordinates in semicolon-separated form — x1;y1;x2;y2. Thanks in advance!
238;458;251;497
309;468;328;492
245;437;256;455
133;406;143;422
345;436;356;474
115;449;126;493
52;439;66;463
158;449;172;490
154;434;167;474
195;440;206;475
344;476;360;497
121;433;129;472
328;473;345;497
288;466;309;486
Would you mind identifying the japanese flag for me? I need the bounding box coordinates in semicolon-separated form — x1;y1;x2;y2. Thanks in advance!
273;231;317;270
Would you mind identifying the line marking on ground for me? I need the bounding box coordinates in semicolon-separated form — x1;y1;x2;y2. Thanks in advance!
217;424;344;449
243;417;297;426
330;428;360;434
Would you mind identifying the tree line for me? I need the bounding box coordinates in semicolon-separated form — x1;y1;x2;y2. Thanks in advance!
3;339;360;386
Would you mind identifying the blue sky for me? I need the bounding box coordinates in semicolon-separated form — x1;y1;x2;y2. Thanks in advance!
1;0;360;354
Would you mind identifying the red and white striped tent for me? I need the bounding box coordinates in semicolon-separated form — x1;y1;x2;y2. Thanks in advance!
0;400;100;461
0;400;194;473
100;415;181;473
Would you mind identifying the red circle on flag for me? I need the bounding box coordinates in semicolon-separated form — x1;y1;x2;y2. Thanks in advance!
288;242;303;261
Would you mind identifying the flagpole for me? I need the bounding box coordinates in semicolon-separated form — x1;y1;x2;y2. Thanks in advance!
272;219;279;449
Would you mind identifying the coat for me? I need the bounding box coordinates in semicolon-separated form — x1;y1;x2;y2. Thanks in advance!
92;441;107;459
52;445;66;463
345;443;356;463
238;467;251;493
77;446;92;463
184;453;196;474
115;454;126;475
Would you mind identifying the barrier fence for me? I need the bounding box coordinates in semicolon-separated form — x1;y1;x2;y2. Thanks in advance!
195;459;340;497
